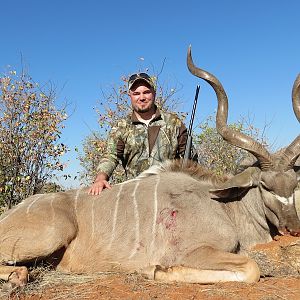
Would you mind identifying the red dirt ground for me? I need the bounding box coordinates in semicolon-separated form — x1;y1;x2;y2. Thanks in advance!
11;275;300;300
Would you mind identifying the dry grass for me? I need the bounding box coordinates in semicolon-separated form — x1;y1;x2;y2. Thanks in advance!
0;266;121;300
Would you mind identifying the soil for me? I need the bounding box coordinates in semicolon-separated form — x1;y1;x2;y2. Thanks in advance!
11;275;300;300
1;236;300;300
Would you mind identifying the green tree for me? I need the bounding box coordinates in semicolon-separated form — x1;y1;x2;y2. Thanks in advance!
0;69;69;209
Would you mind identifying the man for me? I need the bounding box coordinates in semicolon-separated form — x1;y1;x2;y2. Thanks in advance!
88;72;188;195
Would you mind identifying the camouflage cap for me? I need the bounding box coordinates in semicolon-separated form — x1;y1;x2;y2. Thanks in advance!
128;72;155;91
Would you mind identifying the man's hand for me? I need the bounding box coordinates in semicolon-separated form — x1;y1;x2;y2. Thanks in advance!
88;173;112;195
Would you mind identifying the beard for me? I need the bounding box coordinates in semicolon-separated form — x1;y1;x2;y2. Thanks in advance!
134;106;151;113
133;102;155;114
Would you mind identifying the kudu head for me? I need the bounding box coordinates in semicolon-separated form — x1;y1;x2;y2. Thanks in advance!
187;46;300;235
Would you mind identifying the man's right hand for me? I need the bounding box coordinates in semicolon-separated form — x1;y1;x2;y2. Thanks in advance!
88;173;112;195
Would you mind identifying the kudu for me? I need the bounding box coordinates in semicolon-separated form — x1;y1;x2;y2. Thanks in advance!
1;47;300;288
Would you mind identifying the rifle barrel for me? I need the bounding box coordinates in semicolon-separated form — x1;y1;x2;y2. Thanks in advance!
183;85;200;161
187;85;200;136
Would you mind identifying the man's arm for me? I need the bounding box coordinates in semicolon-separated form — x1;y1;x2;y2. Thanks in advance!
88;124;125;195
88;172;112;195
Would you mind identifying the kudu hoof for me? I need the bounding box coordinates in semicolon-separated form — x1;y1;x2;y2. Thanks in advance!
7;267;28;287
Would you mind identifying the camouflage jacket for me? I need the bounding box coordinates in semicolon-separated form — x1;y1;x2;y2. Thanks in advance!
97;108;187;180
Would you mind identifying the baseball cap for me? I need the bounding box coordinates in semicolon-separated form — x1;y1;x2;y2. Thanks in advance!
128;72;156;91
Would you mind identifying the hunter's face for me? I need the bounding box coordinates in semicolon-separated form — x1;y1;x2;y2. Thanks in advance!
129;82;156;115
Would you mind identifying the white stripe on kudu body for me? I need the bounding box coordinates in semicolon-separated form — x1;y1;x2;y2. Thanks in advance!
107;183;123;250
129;180;141;259
0;198;27;225
50;194;55;222
26;195;43;215
74;188;81;214
65;188;81;266
150;175;160;255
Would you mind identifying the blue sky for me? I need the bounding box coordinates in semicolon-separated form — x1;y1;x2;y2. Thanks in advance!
1;0;300;188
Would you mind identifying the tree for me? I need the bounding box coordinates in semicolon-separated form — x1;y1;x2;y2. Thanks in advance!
0;68;69;209
194;114;268;175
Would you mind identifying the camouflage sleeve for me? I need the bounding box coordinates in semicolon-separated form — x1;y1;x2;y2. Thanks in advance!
96;127;124;177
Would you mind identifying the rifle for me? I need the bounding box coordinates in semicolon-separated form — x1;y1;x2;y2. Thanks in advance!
183;84;200;163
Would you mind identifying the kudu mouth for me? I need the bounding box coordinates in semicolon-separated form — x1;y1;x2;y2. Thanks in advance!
279;227;300;237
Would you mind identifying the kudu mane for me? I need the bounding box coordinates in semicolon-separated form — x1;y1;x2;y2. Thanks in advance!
138;159;229;186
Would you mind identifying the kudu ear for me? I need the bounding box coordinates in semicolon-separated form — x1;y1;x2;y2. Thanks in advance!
209;167;261;199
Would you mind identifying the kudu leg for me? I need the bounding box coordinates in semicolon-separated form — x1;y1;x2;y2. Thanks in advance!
0;201;78;287
154;246;260;283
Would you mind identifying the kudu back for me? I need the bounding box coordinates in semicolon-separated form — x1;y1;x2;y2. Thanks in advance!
1;47;300;287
